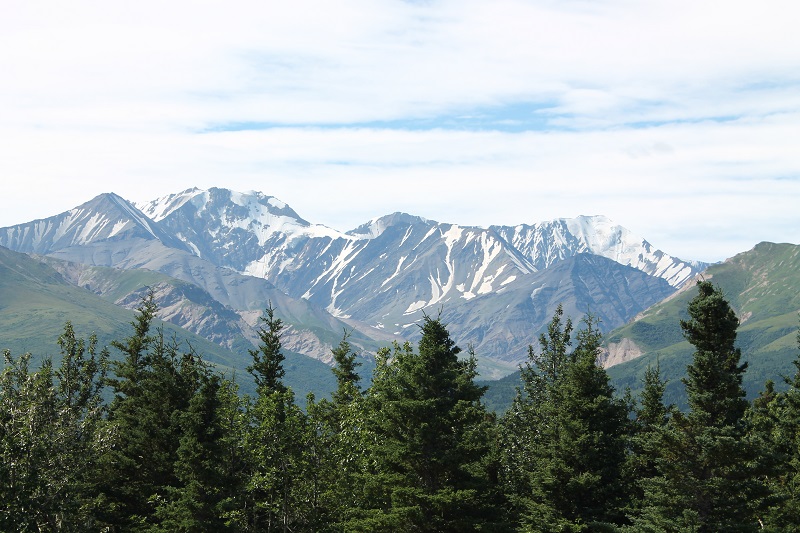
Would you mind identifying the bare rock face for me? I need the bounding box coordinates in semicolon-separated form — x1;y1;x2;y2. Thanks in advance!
599;338;645;368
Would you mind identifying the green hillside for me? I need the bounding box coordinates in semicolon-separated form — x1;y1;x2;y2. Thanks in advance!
608;242;800;408
0;246;338;401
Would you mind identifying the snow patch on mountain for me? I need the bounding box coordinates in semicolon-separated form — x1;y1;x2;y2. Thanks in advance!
405;300;427;314
0;187;705;369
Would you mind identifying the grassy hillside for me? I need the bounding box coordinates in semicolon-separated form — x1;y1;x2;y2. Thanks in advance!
0;246;340;402
607;242;800;408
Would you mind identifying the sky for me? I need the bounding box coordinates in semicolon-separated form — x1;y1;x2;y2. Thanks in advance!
1;0;799;263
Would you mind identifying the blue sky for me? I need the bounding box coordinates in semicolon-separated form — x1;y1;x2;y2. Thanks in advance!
1;0;798;262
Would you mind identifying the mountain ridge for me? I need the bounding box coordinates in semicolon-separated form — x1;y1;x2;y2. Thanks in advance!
0;187;707;376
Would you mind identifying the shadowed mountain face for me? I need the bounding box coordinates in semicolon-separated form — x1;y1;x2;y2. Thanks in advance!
440;253;677;364
0;187;703;377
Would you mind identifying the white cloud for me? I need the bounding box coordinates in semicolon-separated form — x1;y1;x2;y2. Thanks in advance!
0;0;798;262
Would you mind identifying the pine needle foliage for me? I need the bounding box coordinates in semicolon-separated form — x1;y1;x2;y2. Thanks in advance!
501;306;631;531
633;281;766;531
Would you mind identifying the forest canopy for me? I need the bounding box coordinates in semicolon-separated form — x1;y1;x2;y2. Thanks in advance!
1;282;799;531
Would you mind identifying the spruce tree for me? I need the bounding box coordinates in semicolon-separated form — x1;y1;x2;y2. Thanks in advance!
747;326;800;528
306;330;367;530
98;292;207;530
330;329;361;406
348;315;507;532
500;304;572;521
248;303;286;394
745;379;789;528
634;281;764;531
243;304;311;532
501;310;631;531
625;361;672;524
155;374;238;532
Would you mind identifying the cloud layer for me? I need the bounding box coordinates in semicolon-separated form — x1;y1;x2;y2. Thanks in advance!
1;0;798;261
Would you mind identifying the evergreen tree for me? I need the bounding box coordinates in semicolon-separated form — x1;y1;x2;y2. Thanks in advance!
330;329;361;406
634;281;765;531
347;315;507;532
98;292;208;530
745;379;789;528
500;304;573;521
243;304;312;532
306;330;367;531
747;325;800;528
248;303;286;394
636;362;671;436
625;361;672;519
681;282;749;427
0;322;108;531
501;309;631;531
155;374;239;532
213;377;250;528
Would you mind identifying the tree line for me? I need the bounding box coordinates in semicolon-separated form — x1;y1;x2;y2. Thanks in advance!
1;281;800;531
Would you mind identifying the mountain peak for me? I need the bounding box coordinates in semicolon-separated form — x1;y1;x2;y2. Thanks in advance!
348;212;432;239
0;192;169;255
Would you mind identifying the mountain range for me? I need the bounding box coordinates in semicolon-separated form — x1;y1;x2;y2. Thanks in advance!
0;187;706;383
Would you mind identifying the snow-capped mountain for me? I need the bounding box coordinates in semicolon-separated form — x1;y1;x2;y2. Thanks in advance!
0;187;706;370
0;193;185;254
134;187;349;272
491;215;700;287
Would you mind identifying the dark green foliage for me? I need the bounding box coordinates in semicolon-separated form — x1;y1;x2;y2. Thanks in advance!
305;330;367;530
500;305;573;522
501;306;631;531
623;362;672;525
97;291;217;530
241;304;318;532
636;362;671;430
347;316;507;532
330;329;361;406
745;327;800;528
248;303;286;395
105;288;158;399
628;364;671;487
681;281;749;426
155;374;239;532
632;281;766;531
243;388;312;531
7;277;800;532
